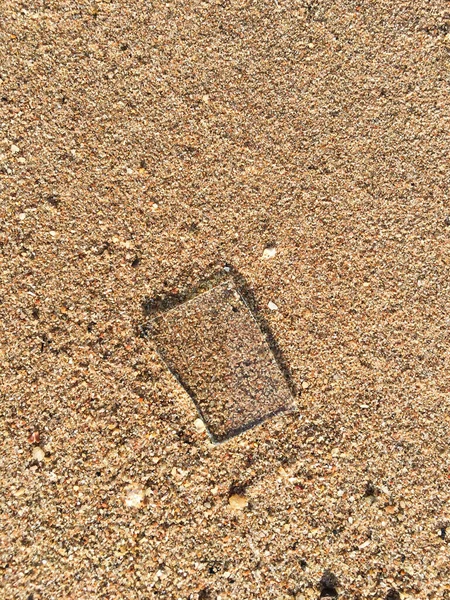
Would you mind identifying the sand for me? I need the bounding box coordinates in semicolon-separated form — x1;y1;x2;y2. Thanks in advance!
1;0;449;598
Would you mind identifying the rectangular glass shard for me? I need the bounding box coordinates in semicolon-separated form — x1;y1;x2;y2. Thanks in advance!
149;279;294;443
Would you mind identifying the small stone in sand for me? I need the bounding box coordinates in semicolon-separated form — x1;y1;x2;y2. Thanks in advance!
11;144;20;154
194;418;206;433
124;484;145;508
32;447;45;461
268;301;279;311
28;431;40;443
262;246;276;259
228;494;248;510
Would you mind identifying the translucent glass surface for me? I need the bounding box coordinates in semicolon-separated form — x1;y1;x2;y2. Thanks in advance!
149;279;294;442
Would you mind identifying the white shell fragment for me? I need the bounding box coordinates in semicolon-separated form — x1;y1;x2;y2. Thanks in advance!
194;418;206;433
262;246;277;259
32;447;45;461
124;484;145;508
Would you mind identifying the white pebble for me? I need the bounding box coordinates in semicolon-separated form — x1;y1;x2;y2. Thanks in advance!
262;246;276;259
11;144;20;154
18;213;26;221
194;418;206;433
32;447;45;462
124;484;145;508
268;301;279;311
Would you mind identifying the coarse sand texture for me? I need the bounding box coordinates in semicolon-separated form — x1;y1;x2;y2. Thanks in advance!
1;0;450;599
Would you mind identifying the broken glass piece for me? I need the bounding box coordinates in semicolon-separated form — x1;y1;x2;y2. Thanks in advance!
149;279;294;443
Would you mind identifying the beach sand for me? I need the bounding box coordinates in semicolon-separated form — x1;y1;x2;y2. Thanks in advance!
1;0;449;598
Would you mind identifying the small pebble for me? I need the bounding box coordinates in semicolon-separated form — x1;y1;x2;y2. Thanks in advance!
194;418;206;433
19;213;26;220
228;494;248;510
124;484;145;508
262;246;276;259
11;144;20;154
32;447;45;461
28;431;40;443
302;381;309;389
268;301;279;311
